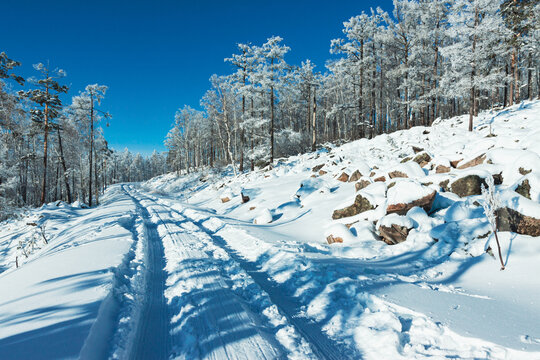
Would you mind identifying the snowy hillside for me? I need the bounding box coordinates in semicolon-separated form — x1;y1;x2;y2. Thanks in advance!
1;101;540;359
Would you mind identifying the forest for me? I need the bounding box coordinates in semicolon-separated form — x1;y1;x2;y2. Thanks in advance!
0;61;167;219
165;0;539;173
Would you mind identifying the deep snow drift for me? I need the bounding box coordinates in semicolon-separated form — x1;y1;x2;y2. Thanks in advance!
1;101;540;359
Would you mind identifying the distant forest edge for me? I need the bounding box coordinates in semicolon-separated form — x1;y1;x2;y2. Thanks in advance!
1;0;539;218
0;59;167;218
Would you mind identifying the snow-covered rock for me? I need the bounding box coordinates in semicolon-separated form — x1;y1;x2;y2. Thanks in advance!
254;208;273;224
386;180;436;215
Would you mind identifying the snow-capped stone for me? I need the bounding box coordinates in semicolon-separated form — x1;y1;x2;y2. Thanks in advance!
254;208;273;224
324;223;355;244
386;180;436;215
386;161;425;179
377;214;414;245
220;188;234;203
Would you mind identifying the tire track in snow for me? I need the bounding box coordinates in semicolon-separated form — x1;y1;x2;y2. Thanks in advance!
124;186;171;360
183;219;348;360
145;192;350;360
130;188;314;359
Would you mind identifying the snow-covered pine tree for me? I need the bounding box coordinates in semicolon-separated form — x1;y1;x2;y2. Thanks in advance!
70;84;109;206
258;36;289;164
441;0;510;132
20;63;68;204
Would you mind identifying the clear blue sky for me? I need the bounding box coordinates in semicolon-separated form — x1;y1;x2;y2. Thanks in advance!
4;0;393;155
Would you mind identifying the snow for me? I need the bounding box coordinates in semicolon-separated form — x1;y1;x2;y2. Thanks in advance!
0;186;138;359
2;100;540;359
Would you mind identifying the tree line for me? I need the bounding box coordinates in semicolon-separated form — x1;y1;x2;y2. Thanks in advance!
0;56;167;219
166;0;540;174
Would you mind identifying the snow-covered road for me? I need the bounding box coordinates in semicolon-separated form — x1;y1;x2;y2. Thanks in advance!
124;185;314;359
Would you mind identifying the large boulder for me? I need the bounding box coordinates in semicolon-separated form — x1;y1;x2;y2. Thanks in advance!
386;180;436;215
332;193;375;220
496;207;540;237
450;175;487;197
377;214;414;245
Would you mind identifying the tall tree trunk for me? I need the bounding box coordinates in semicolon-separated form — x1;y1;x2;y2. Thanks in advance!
513;48;520;104
57;125;72;203
537;64;540;100
40;101;49;205
504;64;509;107
239;66;246;172
358;40;364;139
250;98;255;171
379;62;384;134
94;149;99;205
270;84;275;164
54;163;59;201
306;85;311;133
527;54;532;100
89;94;94;207
469;6;479;132
509;50;516;106
431;21;440;125
311;88;317;151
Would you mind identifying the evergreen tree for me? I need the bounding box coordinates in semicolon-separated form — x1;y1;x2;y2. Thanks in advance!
20;63;68;204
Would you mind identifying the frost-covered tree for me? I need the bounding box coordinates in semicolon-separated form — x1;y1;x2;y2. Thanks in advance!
20;63;68;204
258;36;290;163
71;84;109;206
441;0;510;131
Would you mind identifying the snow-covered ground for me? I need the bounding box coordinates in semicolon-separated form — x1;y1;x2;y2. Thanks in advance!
1;101;540;359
